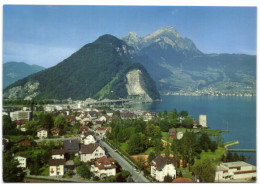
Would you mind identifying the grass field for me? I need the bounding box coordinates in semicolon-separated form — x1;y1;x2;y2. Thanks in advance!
197;146;226;164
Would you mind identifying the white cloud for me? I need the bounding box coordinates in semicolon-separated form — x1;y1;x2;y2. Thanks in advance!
3;41;78;68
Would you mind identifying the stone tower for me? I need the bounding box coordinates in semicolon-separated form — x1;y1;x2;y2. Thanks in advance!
199;114;207;128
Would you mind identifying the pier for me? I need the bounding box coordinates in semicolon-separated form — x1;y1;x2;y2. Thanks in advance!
227;149;256;152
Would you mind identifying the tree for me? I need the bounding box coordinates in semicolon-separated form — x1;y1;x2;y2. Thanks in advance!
209;141;218;152
198;133;211;152
153;138;163;156
192;157;216;182
3;152;26;182
76;164;91;179
239;154;245;161
233;153;239;161
226;151;233;162
25;120;40;135
182;116;193;128
64;169;73;178
73;156;81;166
136;157;146;170
164;174;173;182
3;115;18;135
148;151;156;164
179;110;188;117
54;114;67;130
116;173;126;182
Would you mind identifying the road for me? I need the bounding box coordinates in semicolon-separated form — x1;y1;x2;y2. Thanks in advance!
34;136;81;142
99;139;150;183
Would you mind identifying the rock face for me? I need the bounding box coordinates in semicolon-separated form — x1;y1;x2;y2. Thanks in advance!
4;81;39;100
126;69;152;101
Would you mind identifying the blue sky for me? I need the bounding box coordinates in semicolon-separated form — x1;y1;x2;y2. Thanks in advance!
3;5;257;68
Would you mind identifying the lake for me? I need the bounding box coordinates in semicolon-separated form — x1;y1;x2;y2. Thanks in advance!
131;95;256;165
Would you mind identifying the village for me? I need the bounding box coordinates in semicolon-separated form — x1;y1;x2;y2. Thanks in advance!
2;100;257;183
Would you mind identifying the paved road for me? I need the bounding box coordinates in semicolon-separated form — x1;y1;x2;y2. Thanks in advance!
34;136;81;142
26;174;93;182
99;140;150;183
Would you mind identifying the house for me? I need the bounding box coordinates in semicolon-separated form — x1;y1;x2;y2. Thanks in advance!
106;111;114;117
87;111;98;119
91;156;117;178
199;115;207;128
79;126;88;134
98;116;107;122
142;112;156;121
16;137;32;147
95;127;109;138
120;112;137;120
81;131;96;145
151;155;176;182
67;115;76;125
50;128;60;136
52;149;65;159
48;159;66;176
80;143;105;162
37;128;48;139
169;128;177;138
176;132;184;140
15;120;27;132
215;161;256;181
173;177;195;183
14;153;27;168
10;111;31;121
63;140;80;154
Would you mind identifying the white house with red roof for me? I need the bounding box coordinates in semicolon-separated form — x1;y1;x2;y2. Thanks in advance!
151;155;176;182
91;156;117;178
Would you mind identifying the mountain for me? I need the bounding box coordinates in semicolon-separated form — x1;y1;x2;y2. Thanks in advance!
3;35;160;101
122;26;256;95
3;62;45;89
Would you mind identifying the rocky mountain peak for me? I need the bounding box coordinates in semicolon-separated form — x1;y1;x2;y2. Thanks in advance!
144;26;181;41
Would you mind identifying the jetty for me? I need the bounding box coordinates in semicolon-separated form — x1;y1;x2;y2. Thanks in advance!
224;140;240;149
227;149;256;152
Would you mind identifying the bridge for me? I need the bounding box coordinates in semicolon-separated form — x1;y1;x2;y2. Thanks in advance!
227;149;256;152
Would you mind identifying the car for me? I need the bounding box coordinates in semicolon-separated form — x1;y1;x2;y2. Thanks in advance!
114;149;118;152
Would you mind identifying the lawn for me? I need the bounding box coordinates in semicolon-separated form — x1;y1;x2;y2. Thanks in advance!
197;146;226;164
161;132;174;143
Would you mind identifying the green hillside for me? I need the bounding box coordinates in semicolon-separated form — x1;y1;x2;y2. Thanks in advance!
4;35;160;100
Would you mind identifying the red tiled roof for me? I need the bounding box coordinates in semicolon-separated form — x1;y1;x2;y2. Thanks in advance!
95;156;117;170
173;178;195;183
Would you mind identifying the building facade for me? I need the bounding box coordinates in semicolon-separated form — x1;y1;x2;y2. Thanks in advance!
151;155;176;182
91;156;117;178
215;161;256;181
199;114;207;128
80;143;105;162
